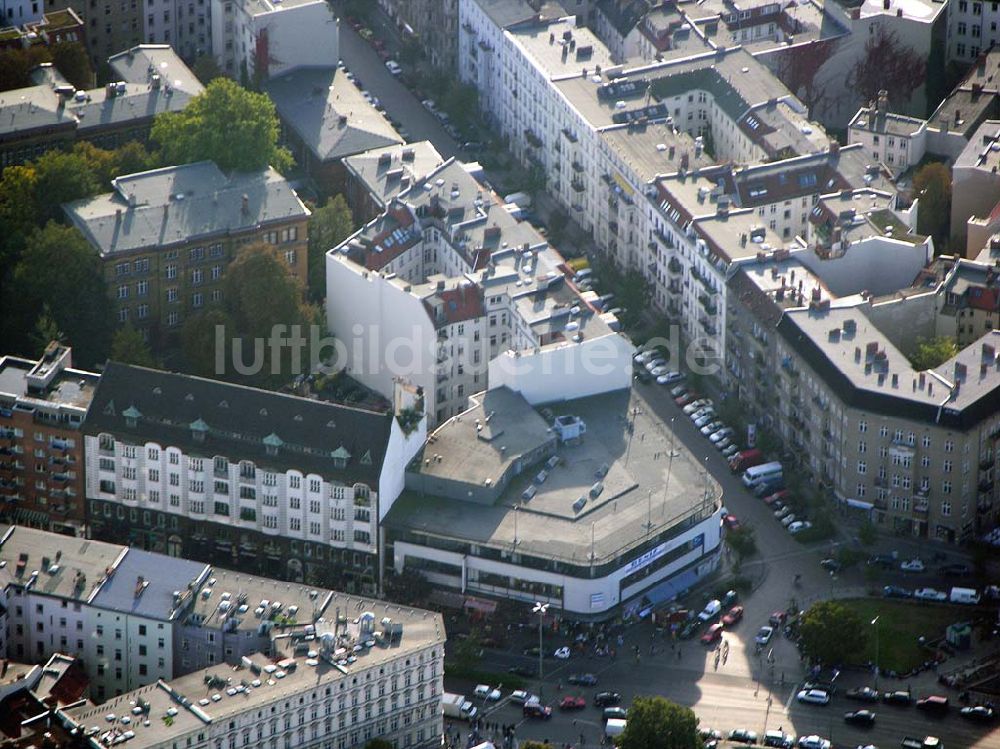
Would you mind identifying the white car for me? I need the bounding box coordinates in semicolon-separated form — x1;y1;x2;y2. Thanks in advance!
553;646;571;659
700;421;724;436
787;521;812;534
694;413;716;429
635;350;658;364
684;399;712;415
697;599;722;622
421;99;438;114
780;513;797;527
385;60;402;75
360;90;373;103
721;444;739;457
474;684;502;701
900;558;925;573
710;428;734;444
646;359;668;372
755;626;774;645
650;366;672;377
658;371;685;385
774;506;791;519
797;736;831;749
796;689;831;705
914;587;947;601
510;690;532;705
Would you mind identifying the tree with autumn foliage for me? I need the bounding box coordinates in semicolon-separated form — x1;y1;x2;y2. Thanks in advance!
771;38;843;120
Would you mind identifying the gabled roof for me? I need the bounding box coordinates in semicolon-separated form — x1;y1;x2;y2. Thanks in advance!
84;363;394;482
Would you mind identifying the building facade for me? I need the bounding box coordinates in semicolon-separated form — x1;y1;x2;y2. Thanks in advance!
0;343;98;536
82;363;425;594
63;161;310;346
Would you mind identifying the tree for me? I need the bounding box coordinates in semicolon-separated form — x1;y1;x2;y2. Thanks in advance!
452;629;483;672
858;520;877;547
0;45;51;92
0;164;40;255
799;600;868;666
31;305;63;355
847;27;927;109
49;42;93;90
547;209;569;245
12;223;113;367
725;525;757;572
618;696;699;749
909;335;957;370
111;325;156;367
770;38;843;120
307;195;354;301
191;54;224;85
32;148;102;223
151;78;293;173
912;162;951;247
183;244;315;387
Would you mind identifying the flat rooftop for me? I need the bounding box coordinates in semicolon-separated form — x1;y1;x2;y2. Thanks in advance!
955;119;1000;173
510;17;617;81
859;0;945;22
600;122;711;183
0;356;98;411
387;388;721;566
342;140;445;211
849;107;927;138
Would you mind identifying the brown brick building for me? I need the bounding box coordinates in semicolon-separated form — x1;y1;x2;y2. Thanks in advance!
0;343;99;536
63;160;311;348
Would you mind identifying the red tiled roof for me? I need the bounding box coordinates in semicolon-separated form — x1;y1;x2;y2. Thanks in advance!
432;284;484;326
365;206;420;271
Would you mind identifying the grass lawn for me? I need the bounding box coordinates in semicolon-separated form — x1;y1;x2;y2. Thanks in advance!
838;598;968;672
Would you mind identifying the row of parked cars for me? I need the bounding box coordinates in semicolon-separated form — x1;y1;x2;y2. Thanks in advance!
739;457;814;536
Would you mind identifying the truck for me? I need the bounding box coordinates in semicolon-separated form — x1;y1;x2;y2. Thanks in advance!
949;587;981;605
901;738;942;749
441;692;477;722
503;191;533;209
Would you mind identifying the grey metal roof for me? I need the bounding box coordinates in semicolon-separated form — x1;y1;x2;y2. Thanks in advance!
63;161;309;256
89;549;209;620
84;362;394;483
264;67;402;163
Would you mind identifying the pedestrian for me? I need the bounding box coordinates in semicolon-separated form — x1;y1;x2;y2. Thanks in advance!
677;648;682;661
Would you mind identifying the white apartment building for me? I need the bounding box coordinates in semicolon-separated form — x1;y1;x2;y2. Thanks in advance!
326;158;634;427
144;0;211;60
83;363;425;595
947;0;1000;63
210;0;338;80
848;91;929;176
0;0;43;25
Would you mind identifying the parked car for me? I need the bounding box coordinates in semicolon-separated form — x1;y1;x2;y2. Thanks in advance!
670;384;688;398
721;444;740;459
510;690;532;705
915;696;949;715
474;685;501;701
797;736;831;749
802;680;837;695
755;626;774;645
694;413;717;429
716;438;735;452
788;521;813;534
768;611;787;627
710;428;734;444
697;599;723;622
755;479;786;498
684;399;711;415
774;506;791;519
553;646;571;659
560;696;586;710
421;99;438;114
701;623;724;644
882;690;913;706
568;673;598;686
882;585;913;599
820;558;842;573
384;60;402;75
914;588;947;602
593;692;621;707
763;730;795;748
959;705;995;722
645;358;667;372
846;687;880;703
867;553;898;568
939;563;972;577
797;689;831;706
723;514;741;530
700;420;724;436
658;371;685;385
900;558;926;572
780;513;798;527
603;707;628;721
523;700;552;719
721;605;744;626
728;729;758;744
843;710;876;726
763;489;791;505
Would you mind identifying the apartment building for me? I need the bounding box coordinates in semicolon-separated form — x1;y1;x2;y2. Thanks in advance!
0;524;445;744
847;91;929;176
210;0;338;81
946;0;1000;63
0;8;86;52
63;161;309;346
379;0;460;73
0;653;91;748
0;344;98;537
42;0;143;69
951;120;1000;253
326;158;633;426
143;0;212;61
342;141;445;224
82;362;426;594
0;45;201;168
726;251;1000;544
264;67;402;196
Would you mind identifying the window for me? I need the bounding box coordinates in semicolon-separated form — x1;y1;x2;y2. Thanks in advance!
192;292;204;308
858;420;867;433
857;461;867;474
943;460;953;473
137;304;149;320
922;435;931;448
117;284;130;299
941;501;951;517
191;269;203;285
858;441;866;454
284;250;297;265
290;517;301;531
944;439;954;452
211;264;223;280
942;480;952;494
166;264;177;279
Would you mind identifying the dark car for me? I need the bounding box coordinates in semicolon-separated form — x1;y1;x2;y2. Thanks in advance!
843;710;876;727
523;701;552;719
916;695;949;715
634;368;653;384
603;707;628;721
803;680;837;695
820;558;842;573
960;705;996;722
679;620;700;639
939;562;972;577
727;729;758;744
508;665;538;678
594;692;621;707
882;690;913;706
568;673;598;686
846;686;880;703
883;585;913;598
868;553;897;569
754;479;786;498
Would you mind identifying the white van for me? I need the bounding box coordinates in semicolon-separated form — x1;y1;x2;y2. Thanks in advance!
949;587;980;605
605;719;626;738
742;461;783;488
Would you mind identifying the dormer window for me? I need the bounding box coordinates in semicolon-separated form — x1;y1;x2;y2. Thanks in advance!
190;418;209;443
331;446;351;469
123;405;141;429
263;432;283;457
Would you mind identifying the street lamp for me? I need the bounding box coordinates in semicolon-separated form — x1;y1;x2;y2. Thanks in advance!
871;616;880;689
533;602;549;680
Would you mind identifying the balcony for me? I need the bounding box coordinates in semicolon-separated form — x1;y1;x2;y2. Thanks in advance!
571;161;584;173
562;128;578;143
698;295;718;315
653;228;675;249
979;478;995;493
699;317;717;336
525;129;543;148
571;179;585;193
913;502;929;515
668;257;683;276
667;281;682;294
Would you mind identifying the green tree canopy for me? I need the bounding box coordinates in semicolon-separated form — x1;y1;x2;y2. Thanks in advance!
151;78;293;173
111;325;157;368
799;600;868;666
32;148;102;223
12;223;113;367
182;244;315;387
307;195;354;301
912;162;951;249
49;42;93;90
619;696;700;749
191;54;224;85
724;525;757;571
909;335;957;370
